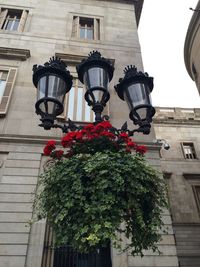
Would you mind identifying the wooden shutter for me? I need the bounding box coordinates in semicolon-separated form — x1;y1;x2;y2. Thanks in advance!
0;8;8;29
0;68;17;115
18;10;28;32
94;18;100;40
71;16;79;37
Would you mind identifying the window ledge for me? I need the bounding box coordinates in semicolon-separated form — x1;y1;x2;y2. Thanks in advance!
55;52;115;67
55;52;85;66
0;47;31;61
70;37;101;44
0;30;22;35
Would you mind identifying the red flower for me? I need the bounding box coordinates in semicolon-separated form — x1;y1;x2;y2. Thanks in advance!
47;140;56;149
61;132;77;147
43;140;56;156
136;145;147;155
100;131;115;139
119;132;129;142
127;141;136;148
100;121;112;129
83;124;95;131
43;146;52;156
95;121;112;132
94;124;104;132
86;132;99;140
54;150;64;159
61;136;71;147
75;131;83;140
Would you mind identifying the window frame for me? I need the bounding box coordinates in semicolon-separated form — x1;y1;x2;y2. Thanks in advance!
181;142;198;160
58;75;110;124
71;14;101;41
183;174;200;218
58;76;95;123
0;7;28;32
193;185;200;215
0;69;9;103
0;67;17;116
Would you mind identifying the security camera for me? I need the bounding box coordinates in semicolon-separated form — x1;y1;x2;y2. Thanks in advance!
163;143;170;150
154;139;170;150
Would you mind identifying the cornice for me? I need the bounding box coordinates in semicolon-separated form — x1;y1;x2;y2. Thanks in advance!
55;52;115;66
183;173;200;179
0;134;161;152
153;118;200;126
184;0;200;79
133;0;144;26
55;53;85;66
0;47;31;61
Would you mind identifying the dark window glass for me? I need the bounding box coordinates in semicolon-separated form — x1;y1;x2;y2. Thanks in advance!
182;142;197;159
79;17;94;40
3;9;22;31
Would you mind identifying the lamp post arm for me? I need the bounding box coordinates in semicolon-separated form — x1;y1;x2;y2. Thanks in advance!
39;118;83;133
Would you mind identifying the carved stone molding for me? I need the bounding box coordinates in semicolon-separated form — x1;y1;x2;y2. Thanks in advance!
183;173;200;180
55;53;85;66
0;47;31;61
55;52;115;66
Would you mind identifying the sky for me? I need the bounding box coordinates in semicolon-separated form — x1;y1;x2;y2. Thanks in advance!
138;0;200;108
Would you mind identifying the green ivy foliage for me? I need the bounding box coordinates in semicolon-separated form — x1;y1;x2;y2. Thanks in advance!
35;150;167;256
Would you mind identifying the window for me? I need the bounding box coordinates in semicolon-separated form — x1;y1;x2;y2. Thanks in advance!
193;185;200;216
0;8;28;32
0;68;17;116
42;224;112;267
59;78;109;123
182;142;197;159
0;70;8;103
60;79;94;122
72;16;100;40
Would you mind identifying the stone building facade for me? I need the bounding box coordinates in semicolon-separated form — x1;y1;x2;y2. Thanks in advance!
0;1;178;267
184;0;200;95
154;107;200;267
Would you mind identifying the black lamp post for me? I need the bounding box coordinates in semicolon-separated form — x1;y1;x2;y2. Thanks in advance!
32;51;155;135
33;57;73;130
76;51;114;122
115;65;155;135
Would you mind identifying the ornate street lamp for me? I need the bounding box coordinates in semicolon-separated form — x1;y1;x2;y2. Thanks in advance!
32;57;73;130
32;51;155;135
115;65;155;134
76;51;114;122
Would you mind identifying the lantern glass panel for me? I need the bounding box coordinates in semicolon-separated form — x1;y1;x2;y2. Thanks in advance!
83;67;109;91
48;75;67;103
137;107;148;121
37;76;46;100
124;83;151;111
37;75;67;103
88;89;104;103
37;99;61;115
37;75;66;115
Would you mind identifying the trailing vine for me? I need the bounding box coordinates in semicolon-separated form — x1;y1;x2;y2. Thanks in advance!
34;121;167;256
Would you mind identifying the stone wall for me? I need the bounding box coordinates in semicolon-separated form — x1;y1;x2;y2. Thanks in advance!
0;141;42;267
154;107;200;267
0;1;178;266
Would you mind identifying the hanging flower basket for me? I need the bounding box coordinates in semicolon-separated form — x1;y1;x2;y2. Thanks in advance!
35;121;167;256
